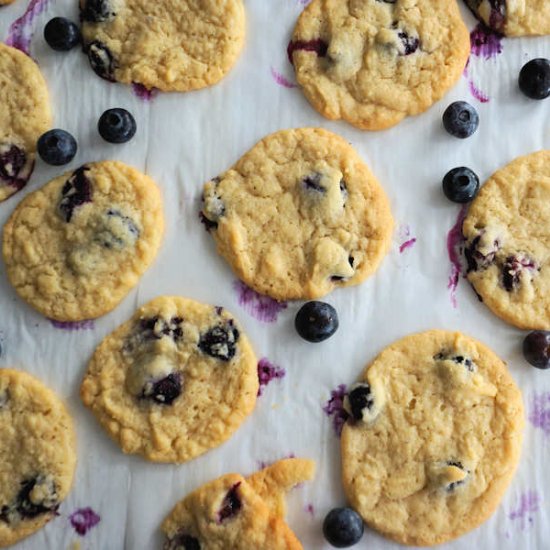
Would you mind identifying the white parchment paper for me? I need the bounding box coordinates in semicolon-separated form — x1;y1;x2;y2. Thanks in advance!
1;1;549;548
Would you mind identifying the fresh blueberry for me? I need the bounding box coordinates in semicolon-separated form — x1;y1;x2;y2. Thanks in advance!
58;166;92;222
98;108;136;144
287;39;328;64
323;507;364;548
295;301;339;343
218;483;242;523
37;129;77;166
522;331;550;370
519;59;550;100
143;373;182;405
44;17;81;51
442;167;480;203
198;322;239;361
346;383;374;421
86;41;116;81
80;0;115;23
442;101;479;139
164;533;201;550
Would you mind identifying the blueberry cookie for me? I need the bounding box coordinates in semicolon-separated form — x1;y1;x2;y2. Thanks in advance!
79;0;245;91
465;1;550;36
463;151;550;330
288;0;470;130
0;0;16;6
0;369;76;547
341;330;524;546
0;43;51;202
162;458;316;549
2;161;164;321
80;296;258;463
201;128;393;301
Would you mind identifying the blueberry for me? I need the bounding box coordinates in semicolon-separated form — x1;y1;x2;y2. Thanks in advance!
58;166;92;222
464;234;500;273
287;39;328;64
445;461;469;492
442;101;479;139
86;41;116;81
523;331;550;370
398;31;419;55
346;383;374;421
519;59;550;100
98;108;136;144
37;129;77;166
44;17;81;51
323;507;364;548
2;477;58;521
302;173;324;193
501;255;537;292
218;483;242;523
80;0;115;23
0;144;29;189
97;209;140;248
442;167;480;203
434;353;475;372
164;533;201;550
143;373;182;405
198;322;239;361
295;301;339;343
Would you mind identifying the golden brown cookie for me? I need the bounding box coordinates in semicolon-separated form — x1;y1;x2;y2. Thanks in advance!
3;161;164;321
161;458;315;549
341;330;524;546
81;296;259;463
200;128;393;301
0;369;76;548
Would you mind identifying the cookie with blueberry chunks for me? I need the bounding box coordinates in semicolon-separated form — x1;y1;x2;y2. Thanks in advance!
463;151;550;330
2;161;163;321
0;44;51;202
80;296;259;463
162;458;315;549
341;330;524;546
200;128;393;301
0;369;76;547
288;0;470;130
465;0;550;36
79;0;245;91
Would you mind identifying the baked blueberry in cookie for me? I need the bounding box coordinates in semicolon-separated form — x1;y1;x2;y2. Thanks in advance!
57;166;92;222
80;0;116;23
86;41;117;81
501;254;538;292
464;232;500;273
81;297;258;462
0;145;31;191
1;476;59;523
217;483;242;523
344;383;376;422
164;533;201;550
287;39;328;64
434;352;476;372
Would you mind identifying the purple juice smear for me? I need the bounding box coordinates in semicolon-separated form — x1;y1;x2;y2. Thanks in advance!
6;0;51;56
470;24;503;60
399;238;417;254
508;491;540;530
233;280;287;323
305;503;315;517
257;358;286;397
446;205;468;309
50;319;95;331
323;384;349;437
529;392;550;437
132;82;159;101
270;67;297;89
69;507;101;536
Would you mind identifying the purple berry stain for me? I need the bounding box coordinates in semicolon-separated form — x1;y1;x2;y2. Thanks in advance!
257;358;286;397
508;491;540;530
69;507;101;536
270;67;297;89
50;319;95;331
305;503;315;517
398;224;417;254
446;205;468;309
6;0;51;56
233;280;287;323
132;82;159;101
323;384;349;437
529;392;550;438
470;24;503;60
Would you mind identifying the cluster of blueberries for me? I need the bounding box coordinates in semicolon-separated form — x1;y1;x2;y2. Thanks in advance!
37;17;136;166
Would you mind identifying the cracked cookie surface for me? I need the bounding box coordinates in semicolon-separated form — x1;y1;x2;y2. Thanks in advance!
463;151;550;329
341;330;524;546
465;0;550;36
80;296;258;463
200;128;393;301
2;161;164;321
288;0;470;130
161;458;315;549
0;43;51;202
79;0;246;91
0;369;76;548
